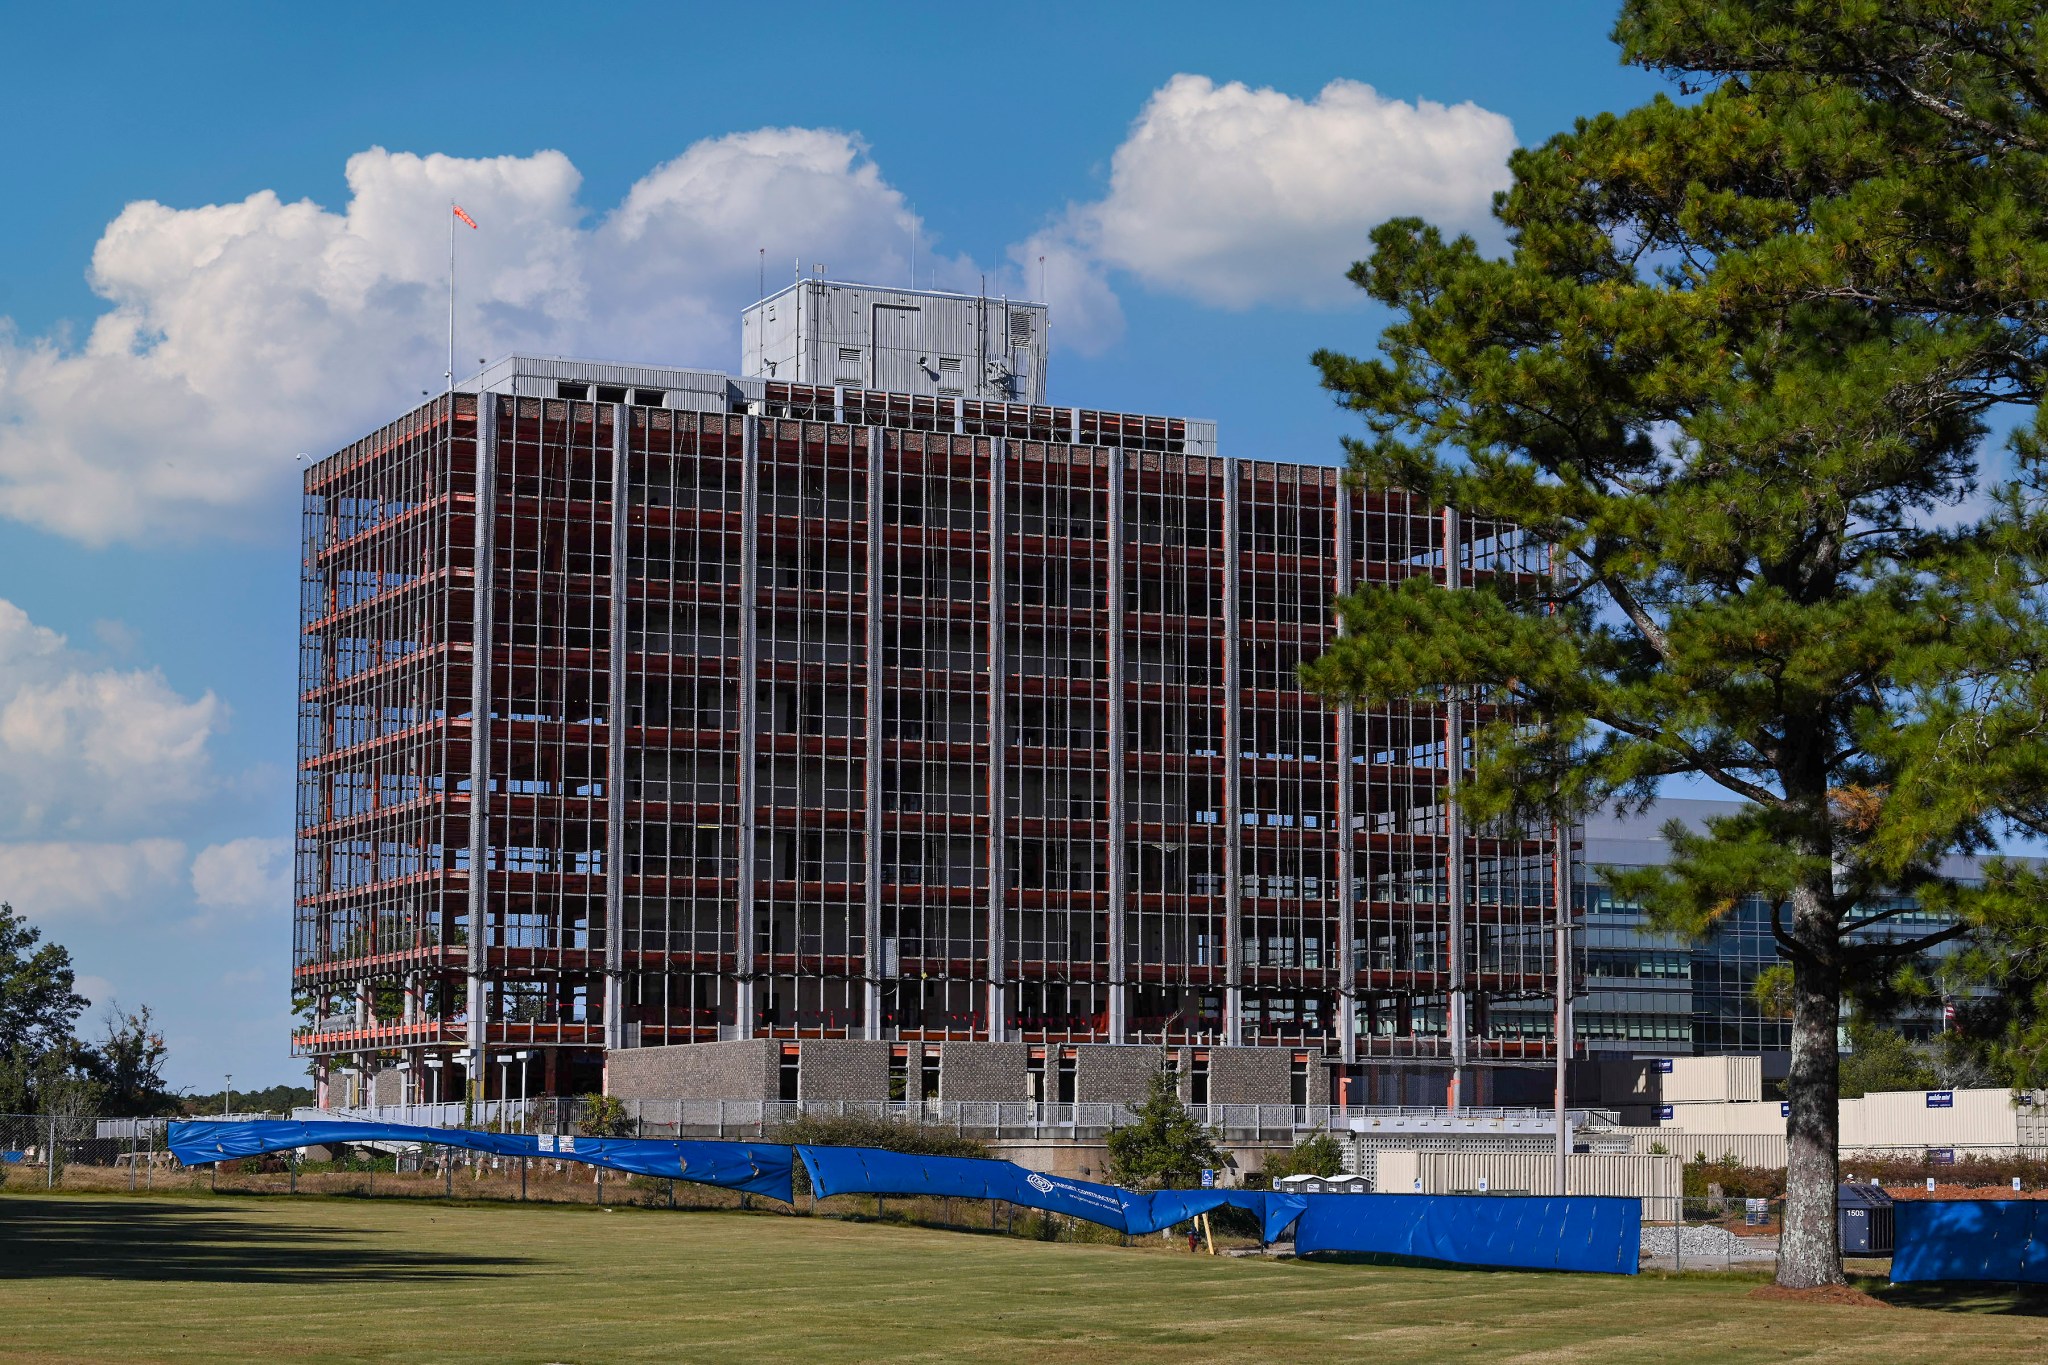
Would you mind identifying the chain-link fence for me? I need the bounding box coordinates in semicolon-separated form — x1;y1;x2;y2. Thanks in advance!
1635;1194;1788;1272
298;1098;1612;1143
0;1112;1200;1246
0;1112;779;1212
10;1112;1939;1274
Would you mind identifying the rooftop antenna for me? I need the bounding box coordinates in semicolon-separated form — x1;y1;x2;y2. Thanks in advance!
758;247;765;299
910;220;917;291
1039;254;1047;303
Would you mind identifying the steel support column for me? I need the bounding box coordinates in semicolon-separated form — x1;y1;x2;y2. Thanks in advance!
1221;457;1244;1047
465;392;497;1098
603;403;629;1056
1104;448;1128;1043
1443;506;1468;1111
985;437;1009;1042
1333;480;1358;1066
735;414;761;1038
1552;525;1575;1192
864;425;886;1039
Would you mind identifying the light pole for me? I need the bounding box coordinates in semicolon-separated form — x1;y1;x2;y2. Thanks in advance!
495;1052;511;1130
514;1051;531;1133
223;1074;232;1118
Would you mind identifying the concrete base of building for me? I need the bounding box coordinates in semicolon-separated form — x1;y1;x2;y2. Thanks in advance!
605;1038;1322;1107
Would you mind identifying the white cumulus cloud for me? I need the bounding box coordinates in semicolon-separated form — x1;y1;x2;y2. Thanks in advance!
1062;74;1516;309
191;835;292;913
0;87;1516;545
0;132;941;546
0;838;187;917
0;598;220;834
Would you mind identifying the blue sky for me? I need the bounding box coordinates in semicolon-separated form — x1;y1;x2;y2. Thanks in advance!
0;1;1666;1090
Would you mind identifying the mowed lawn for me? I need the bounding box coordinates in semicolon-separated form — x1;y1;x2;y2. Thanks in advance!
1;1193;2042;1363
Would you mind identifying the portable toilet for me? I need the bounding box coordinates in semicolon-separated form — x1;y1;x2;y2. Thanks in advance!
1837;1184;1895;1255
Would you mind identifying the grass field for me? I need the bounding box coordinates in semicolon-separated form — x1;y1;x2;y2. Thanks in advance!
2;1192;2043;1363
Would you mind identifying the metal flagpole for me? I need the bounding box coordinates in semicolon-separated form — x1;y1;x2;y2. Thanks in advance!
447;203;456;395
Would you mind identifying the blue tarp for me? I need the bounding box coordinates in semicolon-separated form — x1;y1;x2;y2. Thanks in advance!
166;1120;795;1201
165;1121;1638;1275
1892;1200;2048;1284
796;1145;1305;1240
1292;1193;1641;1275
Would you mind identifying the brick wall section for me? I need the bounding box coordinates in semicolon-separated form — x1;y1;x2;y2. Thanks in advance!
1074;1044;1171;1103
797;1040;891;1101
606;1040;777;1100
1208;1047;1293;1104
938;1042;1028;1101
372;1067;400;1106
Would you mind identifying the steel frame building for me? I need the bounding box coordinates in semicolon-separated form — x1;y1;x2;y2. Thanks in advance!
295;302;1573;1106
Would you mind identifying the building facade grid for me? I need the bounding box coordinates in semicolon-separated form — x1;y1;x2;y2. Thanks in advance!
294;374;1572;1102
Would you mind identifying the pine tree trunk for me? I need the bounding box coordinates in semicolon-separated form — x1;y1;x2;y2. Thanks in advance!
1777;880;1845;1288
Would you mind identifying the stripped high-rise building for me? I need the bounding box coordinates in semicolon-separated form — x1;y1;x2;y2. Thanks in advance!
294;280;1575;1108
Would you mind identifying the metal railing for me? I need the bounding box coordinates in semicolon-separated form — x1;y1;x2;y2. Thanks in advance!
289;1099;1609;1142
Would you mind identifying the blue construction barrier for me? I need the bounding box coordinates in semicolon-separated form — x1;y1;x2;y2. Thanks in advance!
166;1121;1638;1275
1292;1193;1641;1275
167;1120;795;1201
1892;1200;2048;1284
796;1145;1306;1241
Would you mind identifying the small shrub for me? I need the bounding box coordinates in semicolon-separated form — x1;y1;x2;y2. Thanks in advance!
1262;1131;1346;1183
1681;1158;1782;1199
576;1095;633;1138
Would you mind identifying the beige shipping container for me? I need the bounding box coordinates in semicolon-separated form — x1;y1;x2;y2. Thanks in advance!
1596;1055;1763;1106
1374;1150;1680;1201
1841;1088;2023;1148
1617;1087;2045;1157
1649;1100;1788;1135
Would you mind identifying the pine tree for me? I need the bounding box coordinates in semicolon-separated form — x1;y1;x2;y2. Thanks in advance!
1305;1;2048;1288
1104;1070;1222;1190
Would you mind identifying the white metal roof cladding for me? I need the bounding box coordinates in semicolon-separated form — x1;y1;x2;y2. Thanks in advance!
742;279;1050;405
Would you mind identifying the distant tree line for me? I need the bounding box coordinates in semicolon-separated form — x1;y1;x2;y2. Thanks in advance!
1;901;179;1116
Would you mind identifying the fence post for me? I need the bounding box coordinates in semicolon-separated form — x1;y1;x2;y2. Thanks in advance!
444;1150;453;1199
129;1127;138;1192
47;1113;56;1190
520;1156;528;1202
290;1149;298;1196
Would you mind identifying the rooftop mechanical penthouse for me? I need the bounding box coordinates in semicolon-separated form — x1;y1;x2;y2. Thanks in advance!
295;280;1576;1106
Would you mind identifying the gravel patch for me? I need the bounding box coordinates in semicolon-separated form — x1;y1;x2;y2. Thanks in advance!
1640;1225;1779;1262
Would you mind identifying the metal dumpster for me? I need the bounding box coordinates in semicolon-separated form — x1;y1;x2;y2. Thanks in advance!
1838;1183;1895;1255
